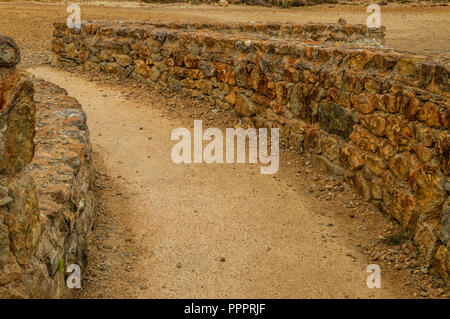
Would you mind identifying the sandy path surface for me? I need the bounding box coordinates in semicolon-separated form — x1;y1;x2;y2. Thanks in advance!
26;66;416;298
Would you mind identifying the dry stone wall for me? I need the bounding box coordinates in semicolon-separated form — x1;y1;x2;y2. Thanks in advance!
0;36;95;298
52;21;449;284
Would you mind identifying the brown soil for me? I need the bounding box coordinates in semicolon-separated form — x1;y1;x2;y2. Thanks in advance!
27;66;448;298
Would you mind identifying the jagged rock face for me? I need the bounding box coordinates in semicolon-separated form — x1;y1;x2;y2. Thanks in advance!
0;69;35;173
3;173;40;266
52;21;449;284
0;35;94;298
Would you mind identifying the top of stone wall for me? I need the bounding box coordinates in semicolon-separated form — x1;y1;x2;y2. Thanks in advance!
54;20;385;45
0;35;20;68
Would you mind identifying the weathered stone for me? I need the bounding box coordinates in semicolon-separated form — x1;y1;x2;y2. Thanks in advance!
0;71;35;173
360;114;388;137
0;222;10;267
445;182;450;193
320;135;340;161
390;188;418;232
216;63;235;86
415;124;434;147
350;125;386;154
347;50;374;70
414;218;439;262
381;170;395;200
433;245;449;284
150;66;161;81
0;35;20;67
410;167;446;216
385;115;415;151
339;144;365;171
3;173;40;265
63;42;77;60
318;103;354;139
0;286;23;299
388;153;412;181
134;59;151;78
342;75;363;94
364;76;382;94
199;61;215;77
288;132;304;152
250;67;269;95
99;49;114;62
353;171;372;201
184;55;200;69
310;154;346;176
115;54;132;67
397;90;420;120
304;127;322;154
102;62;121;74
188;69;203;80
0;196;13;206
441;197;450;244
396;57;419;79
77;50;89;63
365;152;387;177
275;82;290;105
0;259;21;284
154;30;167;44
235;93;256;116
289;118;307;134
371;178;383;200
224;91;236;105
51;38;64;54
414;143;434;163
418;101;443;128
351;93;378;114
435;131;449;175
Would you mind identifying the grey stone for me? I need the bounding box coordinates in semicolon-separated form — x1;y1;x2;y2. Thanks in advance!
199;61;215;77
0;35;20;67
154;30;167;45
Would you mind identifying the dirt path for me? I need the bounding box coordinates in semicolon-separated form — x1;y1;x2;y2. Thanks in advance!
27;66;416;298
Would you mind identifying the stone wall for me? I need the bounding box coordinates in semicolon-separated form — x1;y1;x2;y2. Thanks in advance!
0;36;95;298
52;21;449;284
